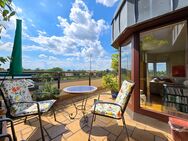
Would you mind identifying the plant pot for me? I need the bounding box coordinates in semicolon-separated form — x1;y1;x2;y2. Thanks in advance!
111;91;118;99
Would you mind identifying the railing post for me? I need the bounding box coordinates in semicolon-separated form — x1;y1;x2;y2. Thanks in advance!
57;72;60;89
89;72;91;86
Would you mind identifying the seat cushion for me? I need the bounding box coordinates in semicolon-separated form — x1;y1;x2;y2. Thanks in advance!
11;99;56;116
91;102;121;118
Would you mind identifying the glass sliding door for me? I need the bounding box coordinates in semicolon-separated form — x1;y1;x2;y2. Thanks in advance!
140;21;188;118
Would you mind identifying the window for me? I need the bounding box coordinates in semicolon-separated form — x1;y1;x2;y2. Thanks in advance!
139;21;188;118
156;62;167;77
121;42;132;82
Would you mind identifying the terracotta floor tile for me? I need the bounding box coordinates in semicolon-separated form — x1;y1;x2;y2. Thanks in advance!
66;126;90;141
66;118;86;133
154;136;168;141
27;127;47;141
10;91;173;141
38;135;51;141
132;127;154;141
46;124;69;139
103;133;117;141
116;129;136;141
145;125;167;139
89;125;109;141
51;135;66;141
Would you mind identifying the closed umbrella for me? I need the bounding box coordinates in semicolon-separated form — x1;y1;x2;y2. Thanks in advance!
9;19;22;77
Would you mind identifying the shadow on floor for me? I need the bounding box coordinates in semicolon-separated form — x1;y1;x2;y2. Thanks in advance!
23;115;70;141
80;113;169;141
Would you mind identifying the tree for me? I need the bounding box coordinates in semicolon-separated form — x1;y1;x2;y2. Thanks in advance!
111;53;119;74
48;67;63;72
0;0;15;35
0;0;15;67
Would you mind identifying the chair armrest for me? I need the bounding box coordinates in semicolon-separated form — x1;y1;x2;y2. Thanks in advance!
0;118;17;141
93;101;123;113
0;134;12;141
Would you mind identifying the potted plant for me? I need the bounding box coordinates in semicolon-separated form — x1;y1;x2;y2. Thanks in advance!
33;78;60;101
102;74;119;99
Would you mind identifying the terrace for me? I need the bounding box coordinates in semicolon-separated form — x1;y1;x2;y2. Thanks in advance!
1;0;188;140
0;71;173;141
6;88;172;141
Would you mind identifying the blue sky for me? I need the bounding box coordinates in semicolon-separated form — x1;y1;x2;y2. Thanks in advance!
0;0;120;70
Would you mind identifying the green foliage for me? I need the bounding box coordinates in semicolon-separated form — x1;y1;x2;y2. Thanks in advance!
102;74;118;92
0;56;10;67
38;73;52;82
0;0;15;35
111;54;119;73
33;80;60;101
48;67;63;72
141;35;169;50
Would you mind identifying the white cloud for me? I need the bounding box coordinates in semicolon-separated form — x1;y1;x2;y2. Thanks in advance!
0;41;12;52
96;0;119;7
30;0;109;59
37;30;47;36
1;0;112;70
38;54;48;58
23;45;48;52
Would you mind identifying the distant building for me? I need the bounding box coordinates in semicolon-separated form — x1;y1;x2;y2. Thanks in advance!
64;73;74;77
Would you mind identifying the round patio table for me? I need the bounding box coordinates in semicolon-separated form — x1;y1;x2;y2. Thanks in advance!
63;85;97;122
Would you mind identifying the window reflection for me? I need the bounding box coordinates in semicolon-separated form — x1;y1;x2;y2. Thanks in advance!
140;21;188;118
121;42;132;82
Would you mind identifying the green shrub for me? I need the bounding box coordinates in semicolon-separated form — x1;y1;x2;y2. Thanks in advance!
102;74;118;93
33;80;60;101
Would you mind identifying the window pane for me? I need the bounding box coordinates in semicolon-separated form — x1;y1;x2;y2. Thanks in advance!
137;0;151;22
121;42;132;82
156;62;167;77
152;0;171;17
148;63;154;77
174;0;188;10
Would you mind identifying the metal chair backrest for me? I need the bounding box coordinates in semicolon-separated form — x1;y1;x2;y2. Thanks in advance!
115;80;135;114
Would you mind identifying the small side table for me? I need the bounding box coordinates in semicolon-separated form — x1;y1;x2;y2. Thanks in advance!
63;85;97;123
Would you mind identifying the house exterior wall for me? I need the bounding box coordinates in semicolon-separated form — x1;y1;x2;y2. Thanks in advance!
112;0;188;122
112;0;188;43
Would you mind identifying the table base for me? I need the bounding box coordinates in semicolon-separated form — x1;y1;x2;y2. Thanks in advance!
69;95;89;124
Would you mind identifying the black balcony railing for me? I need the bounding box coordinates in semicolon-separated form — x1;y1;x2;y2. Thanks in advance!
0;71;105;90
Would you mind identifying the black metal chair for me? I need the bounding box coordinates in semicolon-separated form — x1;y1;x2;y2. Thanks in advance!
88;80;135;141
0;118;17;141
0;79;57;141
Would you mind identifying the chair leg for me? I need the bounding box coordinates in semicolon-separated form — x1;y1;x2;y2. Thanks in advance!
52;106;57;121
88;113;95;141
122;116;129;141
24;116;27;124
93;115;96;121
38;114;45;141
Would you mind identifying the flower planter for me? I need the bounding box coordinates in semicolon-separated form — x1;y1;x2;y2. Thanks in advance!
111;91;118;99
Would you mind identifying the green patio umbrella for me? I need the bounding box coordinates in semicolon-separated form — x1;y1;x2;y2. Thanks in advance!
9;19;22;76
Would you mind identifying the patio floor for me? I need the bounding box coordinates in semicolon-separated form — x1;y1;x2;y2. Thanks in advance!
8;90;173;141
